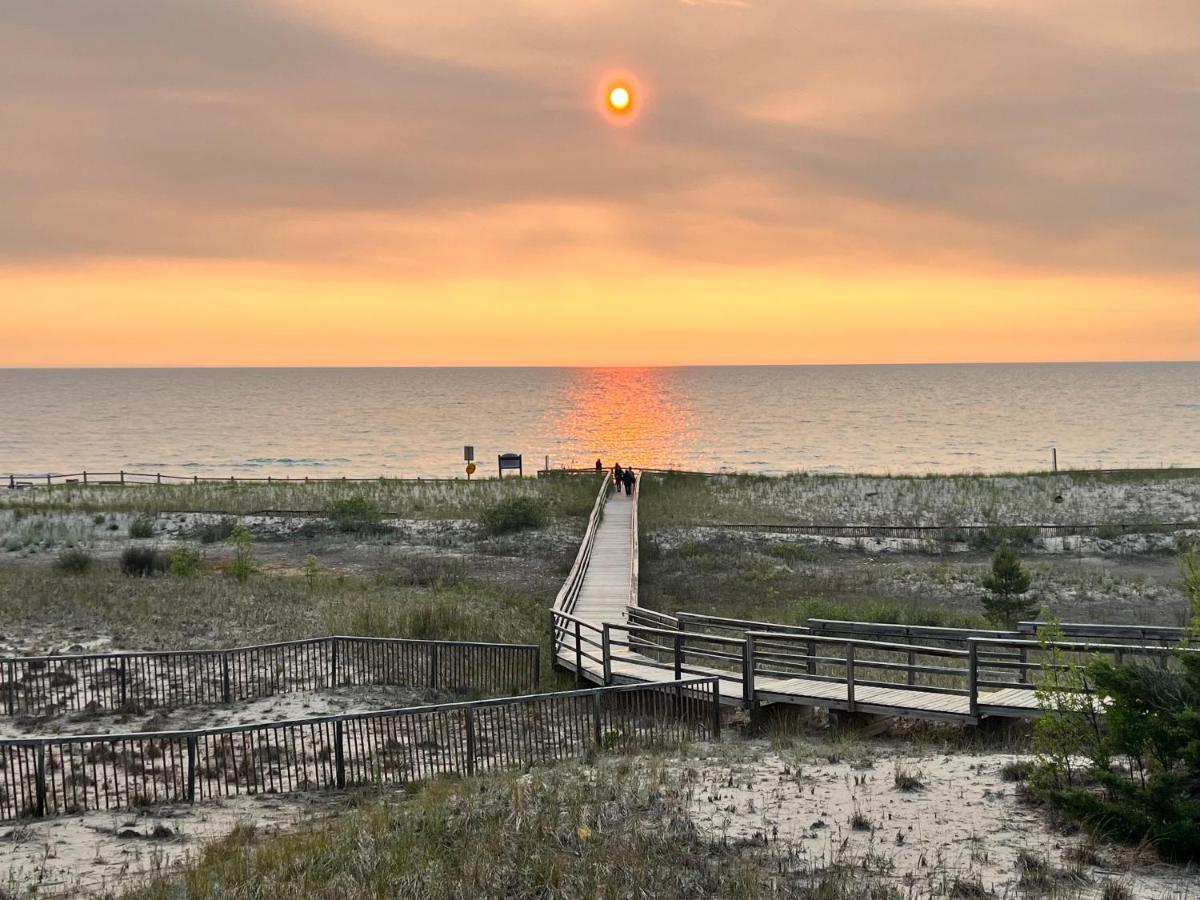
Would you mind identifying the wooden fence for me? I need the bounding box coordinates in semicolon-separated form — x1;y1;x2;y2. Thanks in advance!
5;471;475;489
707;521;1198;539
2;637;541;718
0;677;720;821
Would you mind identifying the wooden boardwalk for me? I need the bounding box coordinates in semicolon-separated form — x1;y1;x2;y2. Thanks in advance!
552;476;1158;725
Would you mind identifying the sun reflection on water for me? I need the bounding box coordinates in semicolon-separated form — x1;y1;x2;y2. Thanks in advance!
550;368;695;469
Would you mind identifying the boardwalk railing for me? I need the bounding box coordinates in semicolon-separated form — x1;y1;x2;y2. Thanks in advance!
0;677;720;821
551;475;610;628
1015;621;1189;646
2;637;541;718
603;623;750;704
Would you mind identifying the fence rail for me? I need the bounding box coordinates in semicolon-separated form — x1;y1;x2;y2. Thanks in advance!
705;521;1199;539
0;677;720;821
1;637;541;719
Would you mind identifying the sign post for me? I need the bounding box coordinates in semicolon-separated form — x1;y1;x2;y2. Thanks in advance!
464;446;475;480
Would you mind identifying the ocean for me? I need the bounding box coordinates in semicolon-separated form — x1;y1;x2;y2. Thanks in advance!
1;363;1197;478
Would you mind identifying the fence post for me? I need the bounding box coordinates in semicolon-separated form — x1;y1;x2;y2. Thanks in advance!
35;744;47;817
673;633;683;681
429;643;439;690
7;474;13;489
119;470;125;485
157;473;162;485
806;637;816;676
222;652;231;704
742;634;755;710
465;707;476;776
187;735;198;803
532;646;541;690
574;620;583;688
1019;643;1029;684
330;637;339;688
119;657;128;708
6;660;14;715
334;720;346;789
82;470;87;486
711;678;721;740
592;689;603;747
46;474;52;489
601;624;612;686
845;643;856;714
968;640;979;718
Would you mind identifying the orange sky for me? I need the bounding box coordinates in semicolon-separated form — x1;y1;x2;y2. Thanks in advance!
1;1;1197;366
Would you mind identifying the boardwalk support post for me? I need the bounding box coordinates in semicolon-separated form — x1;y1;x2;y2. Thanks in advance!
601;624;612;686
845;643;856;714
968;640;979;718
187;735;198;803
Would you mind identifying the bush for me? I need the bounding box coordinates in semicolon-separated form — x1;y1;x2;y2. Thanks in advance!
478;497;546;536
55;548;93;574
198;518;236;544
168;546;204;577
120;546;168;577
326;496;382;532
128;518;155;539
1029;556;1200;862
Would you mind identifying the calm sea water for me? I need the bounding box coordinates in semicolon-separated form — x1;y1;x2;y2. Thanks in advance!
1;364;1197;478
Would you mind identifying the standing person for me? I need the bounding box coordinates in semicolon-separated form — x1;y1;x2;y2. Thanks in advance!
623;467;635;496
595;458;603;472
613;462;623;492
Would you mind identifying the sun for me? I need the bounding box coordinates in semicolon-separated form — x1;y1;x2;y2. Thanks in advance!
607;84;632;114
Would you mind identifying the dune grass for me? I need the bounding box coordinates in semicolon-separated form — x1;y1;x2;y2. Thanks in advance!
0;475;602;522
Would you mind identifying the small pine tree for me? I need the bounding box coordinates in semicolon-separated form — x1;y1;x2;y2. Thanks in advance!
981;547;1035;628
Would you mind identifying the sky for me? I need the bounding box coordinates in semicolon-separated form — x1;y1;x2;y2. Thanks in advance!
1;0;1197;367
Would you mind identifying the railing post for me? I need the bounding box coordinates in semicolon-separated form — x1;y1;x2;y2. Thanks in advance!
7;474;13;489
673;633;683;681
5;660;14;715
601;624;612;686
968;640;979;718
711;678;721;740
742;634;755;709
157;473;162;485
574;620;583;688
187;735;198;803
845;643;856;714
465;707;476;776
532;646;541;689
592;689;603;747
82;470;87;486
119;657;128;708
334;720;346;789
806;637;816;676
330;637;339;688
35;744;46;817
905;627;915;686
429;643;439;689
119;470;125;485
222;652;231;704
1019;643;1029;684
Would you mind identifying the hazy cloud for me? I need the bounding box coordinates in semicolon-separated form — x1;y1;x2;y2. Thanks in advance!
1;0;1196;275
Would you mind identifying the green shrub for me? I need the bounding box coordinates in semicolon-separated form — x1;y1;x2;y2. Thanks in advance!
55;548;93;574
478;497;546;536
120;546;168;577
227;522;257;582
128;518;155;539
326;496;382;532
168;546;204;577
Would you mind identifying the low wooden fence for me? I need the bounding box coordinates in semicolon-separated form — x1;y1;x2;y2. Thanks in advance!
0;677;720;821
709;522;1198;539
1;637;541;718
